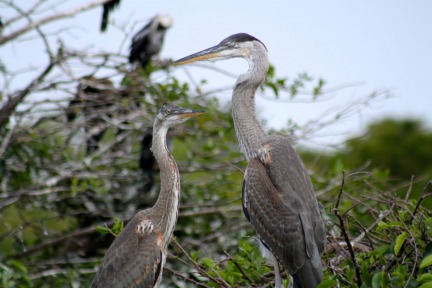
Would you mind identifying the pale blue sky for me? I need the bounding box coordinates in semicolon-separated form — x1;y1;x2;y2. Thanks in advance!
3;1;432;147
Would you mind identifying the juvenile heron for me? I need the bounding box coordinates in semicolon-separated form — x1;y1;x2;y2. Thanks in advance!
129;14;173;68
91;103;204;288
175;33;326;287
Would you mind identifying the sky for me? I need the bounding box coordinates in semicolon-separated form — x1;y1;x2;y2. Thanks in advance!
2;1;432;148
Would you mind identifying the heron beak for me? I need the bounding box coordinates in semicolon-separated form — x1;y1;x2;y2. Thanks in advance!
177;109;205;119
174;44;227;65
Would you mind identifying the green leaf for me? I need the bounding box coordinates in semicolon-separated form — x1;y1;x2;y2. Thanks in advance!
418;273;432;285
394;231;408;256
420;254;432;268
112;217;124;235
8;260;27;274
377;221;388;231
419;282;432;288
201;257;216;269
95;226;111;235
372;271;384;288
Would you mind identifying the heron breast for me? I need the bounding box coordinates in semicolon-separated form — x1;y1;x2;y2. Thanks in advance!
257;143;272;165
135;219;154;235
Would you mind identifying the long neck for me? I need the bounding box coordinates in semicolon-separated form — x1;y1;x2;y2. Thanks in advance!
232;51;269;160
151;123;180;241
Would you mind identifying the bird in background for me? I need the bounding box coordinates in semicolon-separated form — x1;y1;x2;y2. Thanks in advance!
66;77;122;153
129;14;173;69
100;0;121;32
175;33;326;288
91;103;204;288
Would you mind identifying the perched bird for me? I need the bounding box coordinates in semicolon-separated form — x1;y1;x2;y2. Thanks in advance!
91;103;204;288
129;14;173;68
100;0;121;32
175;33;326;288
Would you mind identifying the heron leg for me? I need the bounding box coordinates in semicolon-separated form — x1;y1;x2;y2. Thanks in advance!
272;253;284;288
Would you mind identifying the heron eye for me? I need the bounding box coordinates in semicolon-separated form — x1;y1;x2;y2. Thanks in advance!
165;109;171;116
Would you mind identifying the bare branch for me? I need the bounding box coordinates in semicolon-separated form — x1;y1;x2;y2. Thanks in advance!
0;0;112;46
0;56;57;130
332;171;362;287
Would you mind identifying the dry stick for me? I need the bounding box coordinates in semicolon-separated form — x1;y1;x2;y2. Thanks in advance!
403;175;415;208
7;219;116;259
163;267;211;288
333;171;362;287
346;214;374;251
412;180;432;217
172;238;231;288
352;207;394;245
0;59;57;130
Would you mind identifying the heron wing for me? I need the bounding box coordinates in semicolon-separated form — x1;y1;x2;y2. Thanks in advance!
244;157;305;273
243;137;326;274
264;138;326;255
91;214;164;288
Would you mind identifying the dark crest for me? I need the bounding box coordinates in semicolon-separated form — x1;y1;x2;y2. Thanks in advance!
220;33;267;50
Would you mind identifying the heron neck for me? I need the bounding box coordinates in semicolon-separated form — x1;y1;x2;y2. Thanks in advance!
151;124;180;241
232;62;268;160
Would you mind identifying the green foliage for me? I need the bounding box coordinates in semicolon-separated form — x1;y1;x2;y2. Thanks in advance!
2;4;432;286
342;119;432;179
96;217;124;236
263;64;326;99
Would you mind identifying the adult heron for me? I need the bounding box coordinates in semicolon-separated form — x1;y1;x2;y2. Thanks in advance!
91;103;204;288
175;33;326;288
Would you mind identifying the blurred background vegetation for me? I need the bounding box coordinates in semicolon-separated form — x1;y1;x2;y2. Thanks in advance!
1;1;432;287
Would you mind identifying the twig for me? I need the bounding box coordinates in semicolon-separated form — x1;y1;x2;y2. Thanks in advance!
0;57;57;130
172;238;230;288
7;219;116;259
163;267;210;288
223;251;257;286
412;180;432;218
332;171;362;287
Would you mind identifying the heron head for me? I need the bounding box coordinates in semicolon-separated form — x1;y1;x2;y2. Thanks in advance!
174;33;267;65
157;103;204;127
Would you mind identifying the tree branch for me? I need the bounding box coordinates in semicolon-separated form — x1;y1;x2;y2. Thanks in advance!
0;0;112;46
0;58;56;130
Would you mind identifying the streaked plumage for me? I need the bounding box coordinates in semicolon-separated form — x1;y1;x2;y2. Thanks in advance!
91;103;204;287
175;33;326;288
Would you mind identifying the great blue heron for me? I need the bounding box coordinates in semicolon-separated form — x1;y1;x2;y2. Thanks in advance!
129;14;173;68
175;33;326;288
91;103;204;287
100;0;121;32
